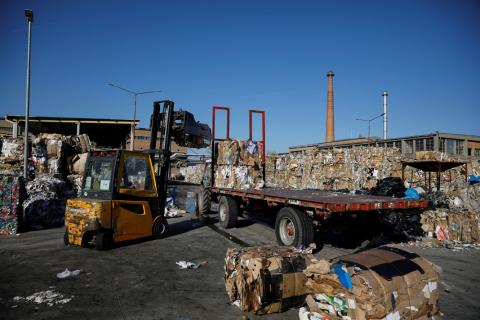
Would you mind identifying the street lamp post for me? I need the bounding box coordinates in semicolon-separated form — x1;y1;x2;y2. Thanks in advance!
23;9;34;180
107;83;161;150
356;113;385;140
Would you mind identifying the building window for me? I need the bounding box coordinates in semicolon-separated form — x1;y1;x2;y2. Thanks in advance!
439;138;445;152
446;139;455;154
415;139;424;152
456;140;464;155
405;140;414;154
475;149;480;157
425;138;434;151
386;142;394;148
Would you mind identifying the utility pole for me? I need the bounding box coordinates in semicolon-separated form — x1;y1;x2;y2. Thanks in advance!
107;83;161;150
23;9;34;180
356;112;385;140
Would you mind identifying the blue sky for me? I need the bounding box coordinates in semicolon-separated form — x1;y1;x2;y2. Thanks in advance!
1;0;479;152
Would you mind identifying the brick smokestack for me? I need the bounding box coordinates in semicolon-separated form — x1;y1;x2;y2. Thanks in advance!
325;70;335;143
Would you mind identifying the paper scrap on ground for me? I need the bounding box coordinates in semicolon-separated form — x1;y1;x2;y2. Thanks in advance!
56;268;81;279
13;290;73;307
176;260;206;269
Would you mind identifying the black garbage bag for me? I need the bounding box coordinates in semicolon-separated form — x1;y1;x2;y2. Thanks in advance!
369;177;406;198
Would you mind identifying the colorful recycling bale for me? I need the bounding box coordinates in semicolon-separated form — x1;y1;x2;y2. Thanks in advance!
0;174;25;235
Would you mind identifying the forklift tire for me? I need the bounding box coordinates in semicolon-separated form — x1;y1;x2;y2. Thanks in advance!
198;187;211;216
153;218;169;239
95;231;113;250
64;230;69;246
275;207;314;248
218;196;239;229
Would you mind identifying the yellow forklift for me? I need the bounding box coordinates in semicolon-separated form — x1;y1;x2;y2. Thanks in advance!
64;100;210;249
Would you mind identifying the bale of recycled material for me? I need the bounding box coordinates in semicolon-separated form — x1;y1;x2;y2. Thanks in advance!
0;138;25;174
71;153;88;175
303;246;440;320
420;208;479;243
214;139;265;190
224;245;316;315
23;174;71;230
0;174;25;235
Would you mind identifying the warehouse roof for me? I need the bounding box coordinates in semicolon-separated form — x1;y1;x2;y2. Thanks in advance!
5;115;139;148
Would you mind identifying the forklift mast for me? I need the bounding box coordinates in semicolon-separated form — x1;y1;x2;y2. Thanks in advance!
149;100;175;213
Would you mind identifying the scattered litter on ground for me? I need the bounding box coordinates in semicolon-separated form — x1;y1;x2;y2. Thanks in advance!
13;290;74;307
165;208;186;218
56;268;81;279
176;260;207;269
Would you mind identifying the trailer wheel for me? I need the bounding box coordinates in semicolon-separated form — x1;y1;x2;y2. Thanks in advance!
95;231;113;250
153;217;169;239
219;196;239;228
198;187;211;216
275;207;314;248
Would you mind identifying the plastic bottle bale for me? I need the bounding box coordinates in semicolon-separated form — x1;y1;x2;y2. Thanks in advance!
224;245;315;315
0;174;25;235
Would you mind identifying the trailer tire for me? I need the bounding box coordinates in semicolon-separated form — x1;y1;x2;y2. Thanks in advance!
153;217;169;239
198;187;211;216
219;196;239;229
275;207;314;248
95;230;113;250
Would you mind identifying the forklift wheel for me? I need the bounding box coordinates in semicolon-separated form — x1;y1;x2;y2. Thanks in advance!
95;231;113;250
64;230;69;246
153;218;169;239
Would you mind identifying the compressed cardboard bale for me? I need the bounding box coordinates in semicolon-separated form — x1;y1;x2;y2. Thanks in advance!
71;153;88;175
216;140;241;165
303;246;440;320
214;164;235;189
224;245;315;315
241;140;264;166
0;138;25;174
179;163;205;184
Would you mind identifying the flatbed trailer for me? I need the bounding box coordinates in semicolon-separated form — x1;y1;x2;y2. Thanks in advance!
200;107;429;247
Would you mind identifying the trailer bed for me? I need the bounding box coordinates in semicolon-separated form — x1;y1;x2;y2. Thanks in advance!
211;187;429;213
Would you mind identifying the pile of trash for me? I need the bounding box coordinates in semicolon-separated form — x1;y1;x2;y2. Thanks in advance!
302;246;440;320
224;245;315;314
0;137;25;174
23;175;73;230
224;245;440;319
215;140;265;190
0;175;25;235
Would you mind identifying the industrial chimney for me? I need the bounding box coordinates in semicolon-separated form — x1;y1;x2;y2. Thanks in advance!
382;90;388;140
325;71;335;143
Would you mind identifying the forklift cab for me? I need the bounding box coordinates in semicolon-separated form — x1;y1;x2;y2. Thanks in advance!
65;149;166;249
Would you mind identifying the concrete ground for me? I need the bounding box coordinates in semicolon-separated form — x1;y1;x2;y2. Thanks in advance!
1;186;479;319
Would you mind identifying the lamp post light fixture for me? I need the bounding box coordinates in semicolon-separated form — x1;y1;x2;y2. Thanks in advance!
107;83;161;150
356;112;385;141
23;9;34;180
